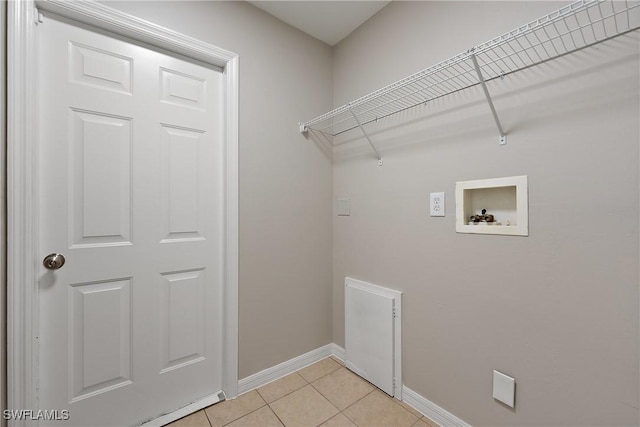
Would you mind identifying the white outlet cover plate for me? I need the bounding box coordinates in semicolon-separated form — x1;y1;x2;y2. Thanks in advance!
430;192;445;217
493;370;515;408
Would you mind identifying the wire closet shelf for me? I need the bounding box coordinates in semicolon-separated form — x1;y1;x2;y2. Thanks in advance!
299;0;640;149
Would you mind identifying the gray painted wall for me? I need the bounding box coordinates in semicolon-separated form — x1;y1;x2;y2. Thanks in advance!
332;1;639;425
104;1;335;380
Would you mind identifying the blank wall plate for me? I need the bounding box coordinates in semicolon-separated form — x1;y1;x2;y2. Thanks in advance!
430;192;445;217
493;370;515;408
337;198;350;216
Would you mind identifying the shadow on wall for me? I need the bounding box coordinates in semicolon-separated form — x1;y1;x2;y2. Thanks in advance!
304;129;334;162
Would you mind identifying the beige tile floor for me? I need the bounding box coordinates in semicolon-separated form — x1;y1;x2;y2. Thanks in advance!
165;357;438;427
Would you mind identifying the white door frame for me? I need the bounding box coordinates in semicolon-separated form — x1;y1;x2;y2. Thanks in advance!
7;0;239;423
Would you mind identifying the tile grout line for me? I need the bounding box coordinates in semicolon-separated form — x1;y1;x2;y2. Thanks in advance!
313;388;341;427
305;367;376;427
245;361;340;427
256;373;308;406
340;388;376;413
302;363;344;424
218;400;270;427
298;360;342;384
339;408;360;427
338;388;421;427
202;407;214;427
385;394;423;423
267;382;341;427
265;402;287;427
250;357;340;402
212;391;269;427
307;376;343;413
353;389;420;423
308;366;411;426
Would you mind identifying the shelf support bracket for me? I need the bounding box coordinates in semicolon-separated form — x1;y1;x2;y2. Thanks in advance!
470;52;507;145
349;106;383;166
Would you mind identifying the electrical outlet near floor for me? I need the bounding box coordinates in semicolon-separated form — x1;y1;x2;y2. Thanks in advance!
430;192;445;217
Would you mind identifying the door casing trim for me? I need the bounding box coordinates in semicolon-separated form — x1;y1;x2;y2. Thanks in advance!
7;1;239;423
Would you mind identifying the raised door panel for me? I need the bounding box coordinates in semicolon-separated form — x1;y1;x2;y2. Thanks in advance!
70;42;133;95
159;269;206;373
69;278;133;402
160;68;206;110
160;125;206;243
70;109;132;247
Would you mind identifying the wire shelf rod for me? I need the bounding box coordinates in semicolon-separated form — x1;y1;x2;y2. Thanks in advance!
328;25;639;138
480;24;640;80
303;50;472;130
626;0;632;29
475;0;595;51
332;30;640;137
329;20;637;139
327;67;471;133
475;1;639;56
597;2;609;36
470;52;506;144
608;0;618;31
349;107;383;162
300;0;640;137
333;84;483;137
477;5;640;74
351;65;475;118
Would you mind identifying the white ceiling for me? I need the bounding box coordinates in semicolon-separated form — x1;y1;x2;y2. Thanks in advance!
248;1;391;46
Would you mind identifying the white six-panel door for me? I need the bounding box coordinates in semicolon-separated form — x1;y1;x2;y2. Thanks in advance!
38;14;224;426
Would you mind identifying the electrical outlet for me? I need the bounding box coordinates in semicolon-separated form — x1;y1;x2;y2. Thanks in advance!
430;192;445;217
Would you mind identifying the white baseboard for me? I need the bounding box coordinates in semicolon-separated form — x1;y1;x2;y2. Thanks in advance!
330;343;345;362
402;386;471;427
237;343;337;395
141;391;224;426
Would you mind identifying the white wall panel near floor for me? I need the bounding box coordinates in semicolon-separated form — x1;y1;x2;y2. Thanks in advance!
345;277;402;398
